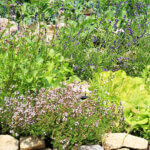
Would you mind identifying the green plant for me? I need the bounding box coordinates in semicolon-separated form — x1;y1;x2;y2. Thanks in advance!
90;70;150;141
52;17;100;80
142;65;150;91
0;1;9;18
0;86;125;149
0;29;73;101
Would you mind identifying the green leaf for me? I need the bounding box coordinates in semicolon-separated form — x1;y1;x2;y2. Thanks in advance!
45;76;53;84
67;75;81;84
47;62;54;72
48;49;55;57
133;118;149;126
26;77;33;83
36;57;44;64
33;70;38;78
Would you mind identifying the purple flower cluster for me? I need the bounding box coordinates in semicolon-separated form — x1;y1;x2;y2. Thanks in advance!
110;56;136;72
0;85;125;147
128;27;133;35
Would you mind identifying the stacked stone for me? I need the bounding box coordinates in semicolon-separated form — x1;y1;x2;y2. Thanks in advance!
0;133;149;150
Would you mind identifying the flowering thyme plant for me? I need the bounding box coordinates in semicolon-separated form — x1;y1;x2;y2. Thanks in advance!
0;85;125;149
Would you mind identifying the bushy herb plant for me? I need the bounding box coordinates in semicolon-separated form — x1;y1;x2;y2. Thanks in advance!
50;0;150;80
0;85;125;149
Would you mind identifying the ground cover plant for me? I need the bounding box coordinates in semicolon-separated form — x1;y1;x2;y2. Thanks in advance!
0;86;125;149
0;0;150;148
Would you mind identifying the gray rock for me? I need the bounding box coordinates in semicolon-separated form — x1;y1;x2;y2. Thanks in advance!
78;145;104;150
0;135;19;150
102;133;148;150
67;81;91;96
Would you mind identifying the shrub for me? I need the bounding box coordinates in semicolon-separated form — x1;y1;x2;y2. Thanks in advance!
0;85;125;149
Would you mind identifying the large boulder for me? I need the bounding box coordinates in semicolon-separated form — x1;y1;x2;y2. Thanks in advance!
102;133;148;150
20;136;46;150
0;135;19;150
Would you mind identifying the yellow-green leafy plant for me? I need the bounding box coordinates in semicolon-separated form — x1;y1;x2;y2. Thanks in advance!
90;69;150;141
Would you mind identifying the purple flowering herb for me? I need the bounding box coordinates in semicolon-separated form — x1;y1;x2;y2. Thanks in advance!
128;27;133;35
41;13;45;21
114;19;119;28
81;69;85;72
77;29;82;37
16;1;19;5
103;68;108;71
74;65;78;71
133;38;137;43
75;17;78;21
22;15;24;20
112;68;120;72
93;38;98;43
35;12;38;20
114;40;116;46
63;44;66;50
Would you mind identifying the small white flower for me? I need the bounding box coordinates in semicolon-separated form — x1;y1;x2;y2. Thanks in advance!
115;28;125;34
62;117;67;122
15;133;19;137
10;130;14;134
75;121;79;126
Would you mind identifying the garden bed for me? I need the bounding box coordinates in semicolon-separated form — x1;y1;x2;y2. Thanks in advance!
0;0;150;149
